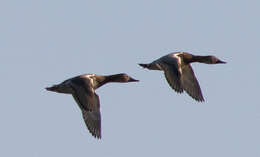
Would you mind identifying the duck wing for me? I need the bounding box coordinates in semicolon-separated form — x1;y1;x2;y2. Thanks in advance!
70;78;102;139
162;64;184;93
160;57;184;93
81;94;101;139
180;64;204;102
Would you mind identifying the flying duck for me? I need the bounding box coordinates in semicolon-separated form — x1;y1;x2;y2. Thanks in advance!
46;73;139;139
139;52;226;102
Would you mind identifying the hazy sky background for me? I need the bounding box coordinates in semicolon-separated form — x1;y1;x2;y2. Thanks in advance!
1;0;259;156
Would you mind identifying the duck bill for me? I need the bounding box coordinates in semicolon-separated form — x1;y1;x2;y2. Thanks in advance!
217;60;226;64
129;77;139;82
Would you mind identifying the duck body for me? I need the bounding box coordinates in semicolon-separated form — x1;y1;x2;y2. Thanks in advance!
46;73;138;139
139;52;226;102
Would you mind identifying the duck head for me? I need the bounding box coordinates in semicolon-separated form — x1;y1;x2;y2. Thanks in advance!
110;73;139;83
211;56;226;64
120;73;139;82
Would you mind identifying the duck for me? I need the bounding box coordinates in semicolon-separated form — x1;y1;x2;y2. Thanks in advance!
46;73;139;139
139;52;226;102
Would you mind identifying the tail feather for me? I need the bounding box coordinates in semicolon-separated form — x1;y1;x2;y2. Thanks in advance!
45;85;59;92
138;63;149;69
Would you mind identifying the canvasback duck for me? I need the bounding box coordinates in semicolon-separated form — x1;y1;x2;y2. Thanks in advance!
139;52;226;102
46;73;138;139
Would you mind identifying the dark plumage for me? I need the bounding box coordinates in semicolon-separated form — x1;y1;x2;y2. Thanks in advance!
46;73;138;139
139;52;226;102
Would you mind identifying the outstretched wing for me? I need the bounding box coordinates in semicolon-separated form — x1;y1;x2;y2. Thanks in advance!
70;78;102;139
162;64;183;93
180;64;204;102
160;57;184;93
81;94;101;139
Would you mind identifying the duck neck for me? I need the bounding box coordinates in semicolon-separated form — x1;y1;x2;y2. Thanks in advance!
189;55;212;64
92;74;123;89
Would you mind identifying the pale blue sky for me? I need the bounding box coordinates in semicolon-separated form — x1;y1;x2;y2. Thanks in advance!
1;0;259;156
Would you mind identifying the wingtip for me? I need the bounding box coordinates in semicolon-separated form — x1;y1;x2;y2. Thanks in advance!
186;92;205;102
91;131;102;139
199;99;205;102
196;97;205;102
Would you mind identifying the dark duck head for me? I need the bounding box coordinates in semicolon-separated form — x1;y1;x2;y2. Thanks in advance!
106;73;139;83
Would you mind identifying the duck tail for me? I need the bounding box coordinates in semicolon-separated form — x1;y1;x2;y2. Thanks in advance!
45;85;59;92
138;63;149;69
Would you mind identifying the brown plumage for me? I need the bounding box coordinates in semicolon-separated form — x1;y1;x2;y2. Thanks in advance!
139;52;226;102
46;73;138;139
